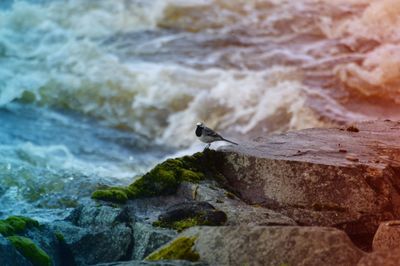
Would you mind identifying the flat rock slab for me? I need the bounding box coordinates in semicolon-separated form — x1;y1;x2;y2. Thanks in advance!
216;121;400;239
178;226;364;266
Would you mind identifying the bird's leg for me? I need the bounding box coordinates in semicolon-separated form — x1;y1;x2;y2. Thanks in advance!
204;143;211;151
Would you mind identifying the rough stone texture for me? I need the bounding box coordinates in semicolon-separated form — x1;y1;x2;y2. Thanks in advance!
131;223;176;260
52;205;134;265
358;250;400;266
123;180;295;227
175;226;365;266
51;204;177;265
357;220;400;266
158;201;227;225
52;220;132;265
24;225;61;266
216;121;400;241
178;182;296;226
0;235;31;266
372;220;400;251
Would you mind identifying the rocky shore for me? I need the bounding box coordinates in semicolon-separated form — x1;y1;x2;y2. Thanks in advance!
3;120;400;265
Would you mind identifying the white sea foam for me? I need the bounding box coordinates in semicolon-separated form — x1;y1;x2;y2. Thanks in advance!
4;0;396;148
0;0;326;148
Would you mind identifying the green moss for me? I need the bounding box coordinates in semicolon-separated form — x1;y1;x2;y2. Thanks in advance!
91;188;129;203
154;218;199;232
7;236;51;266
145;236;199;261
92;150;222;203
55;231;65;242
224;191;236;199
153;207;227;232
170;218;199;232
0;221;14;236
20;91;36;103
181;169;204;182
0;216;39;236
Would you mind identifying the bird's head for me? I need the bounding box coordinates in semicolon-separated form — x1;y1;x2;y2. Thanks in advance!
195;122;204;137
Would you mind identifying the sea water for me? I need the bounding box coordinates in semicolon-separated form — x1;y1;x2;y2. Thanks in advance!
1;0;399;221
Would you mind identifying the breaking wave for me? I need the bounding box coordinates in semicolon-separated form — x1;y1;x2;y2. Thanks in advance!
1;0;399;147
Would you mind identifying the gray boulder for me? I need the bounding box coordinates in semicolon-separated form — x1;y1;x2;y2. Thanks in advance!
52;205;133;265
172;226;365;266
132;222;176;260
52;204;176;265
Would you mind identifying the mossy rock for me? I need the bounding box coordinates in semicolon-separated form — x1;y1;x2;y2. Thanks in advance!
145;236;199;261
0;216;39;236
154;217;199;232
91;187;129;204
7;236;51;266
153;202;227;232
55;231;65;243
92;150;222;203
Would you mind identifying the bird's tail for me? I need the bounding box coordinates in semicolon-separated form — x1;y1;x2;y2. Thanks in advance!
222;138;238;145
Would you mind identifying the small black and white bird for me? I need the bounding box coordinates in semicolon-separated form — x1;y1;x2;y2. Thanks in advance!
195;122;238;148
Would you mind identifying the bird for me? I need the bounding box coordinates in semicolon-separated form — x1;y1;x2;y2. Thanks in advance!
195;122;238;149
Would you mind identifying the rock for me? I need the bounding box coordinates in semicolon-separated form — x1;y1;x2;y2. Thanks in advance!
154;201;227;231
215;121;400;244
158;202;226;224
357;250;400;266
24;225;62;266
7;235;52;266
372;220;400;251
357;220;400;265
178;182;296;226
154;226;364;266
92;153;208;203
53;220;131;265
66;204;132;227
52;204;177;265
0;216;61;265
131;222;176;260
0;235;31;266
53;205;134;265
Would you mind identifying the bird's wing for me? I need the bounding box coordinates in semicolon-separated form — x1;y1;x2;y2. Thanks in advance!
203;126;223;139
